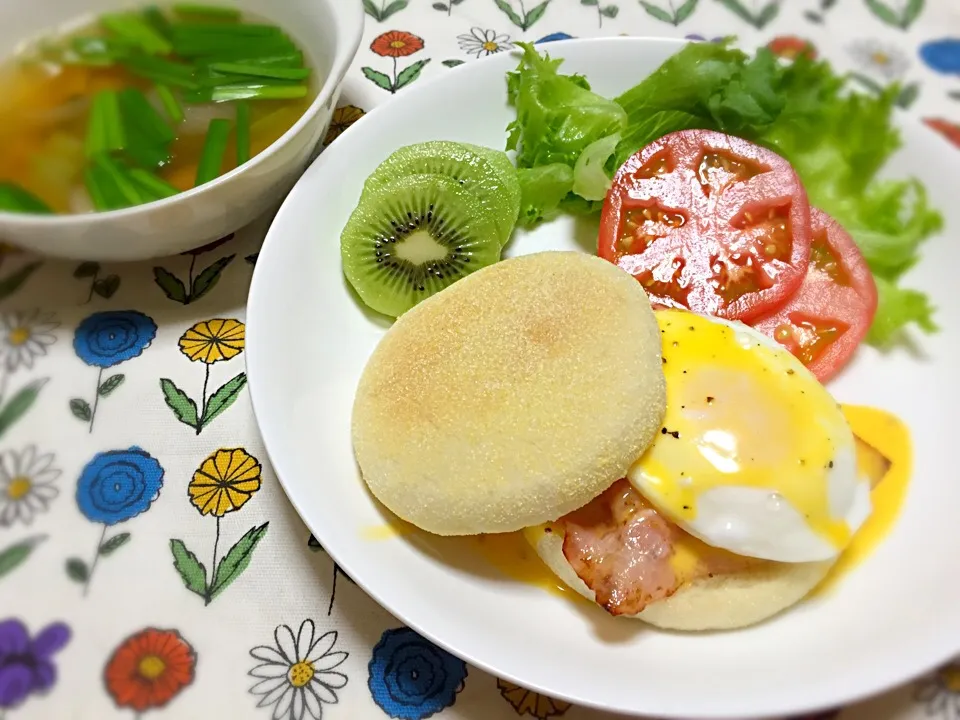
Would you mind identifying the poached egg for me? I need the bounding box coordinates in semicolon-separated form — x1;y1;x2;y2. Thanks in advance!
626;309;871;563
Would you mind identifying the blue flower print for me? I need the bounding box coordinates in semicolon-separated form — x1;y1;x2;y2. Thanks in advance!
69;447;164;596
368;628;467;720
920;38;960;74
535;32;574;44
73;310;157;368
76;447;164;525
71;310;157;432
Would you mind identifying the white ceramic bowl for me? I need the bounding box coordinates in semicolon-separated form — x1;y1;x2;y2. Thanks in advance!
0;0;364;261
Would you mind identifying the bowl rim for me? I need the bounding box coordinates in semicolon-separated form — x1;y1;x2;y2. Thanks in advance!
0;0;366;226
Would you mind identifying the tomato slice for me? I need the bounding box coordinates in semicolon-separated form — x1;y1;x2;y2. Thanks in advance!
598;129;812;320
749;208;878;382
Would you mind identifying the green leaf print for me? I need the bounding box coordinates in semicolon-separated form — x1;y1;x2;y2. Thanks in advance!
396;59;430;91
600;5;619;18
495;0;550;30
208;523;269;601
364;0;409;21
69;398;92;422
640;1;673;22
73;262;99;278
153;267;188;303
98;374;125;397
200;373;247;427
362;67;393;92
65;558;89;583
0;261;42;303
191;254;235;303
640;0;697;24
381;0;409;19
160;378;199;429
363;0;381;20
714;0;779;29
442;59;465;67
0;378;47;440
865;0;923;29
171;539;207;596
98;532;131;556
0;536;45;580
92;275;120;299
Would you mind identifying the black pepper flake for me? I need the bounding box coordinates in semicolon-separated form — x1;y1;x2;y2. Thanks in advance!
682;505;690;510
662;357;667;364
661;427;668;434
786;369;795;375
688;326;695;331
799;459;806;466
682;370;687;374
706;396;714;404
828;460;834;469
662;428;680;439
544;527;552;533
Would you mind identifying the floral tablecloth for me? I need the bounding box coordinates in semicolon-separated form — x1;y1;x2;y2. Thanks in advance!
1;0;959;718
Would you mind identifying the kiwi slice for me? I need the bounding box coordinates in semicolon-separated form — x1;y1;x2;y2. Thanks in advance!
362;141;521;247
341;173;502;318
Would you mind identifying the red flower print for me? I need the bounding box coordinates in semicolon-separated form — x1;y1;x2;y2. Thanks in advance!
104;628;196;712
924;118;960;148
371;30;424;58
767;35;817;60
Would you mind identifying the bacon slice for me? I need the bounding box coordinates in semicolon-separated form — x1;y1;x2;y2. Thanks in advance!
559;479;755;616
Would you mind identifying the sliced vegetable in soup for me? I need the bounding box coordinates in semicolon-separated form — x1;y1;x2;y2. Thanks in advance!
0;3;317;215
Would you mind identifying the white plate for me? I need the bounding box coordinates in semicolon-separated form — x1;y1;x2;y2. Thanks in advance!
247;37;960;719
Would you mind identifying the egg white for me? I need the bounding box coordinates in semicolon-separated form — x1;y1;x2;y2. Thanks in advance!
627;311;871;563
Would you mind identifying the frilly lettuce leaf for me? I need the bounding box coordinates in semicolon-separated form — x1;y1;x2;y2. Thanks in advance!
502;39;943;345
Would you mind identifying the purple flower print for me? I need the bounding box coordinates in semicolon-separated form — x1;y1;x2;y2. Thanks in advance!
0;619;70;711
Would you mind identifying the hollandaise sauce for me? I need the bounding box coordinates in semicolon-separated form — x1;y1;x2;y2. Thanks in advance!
360;405;910;607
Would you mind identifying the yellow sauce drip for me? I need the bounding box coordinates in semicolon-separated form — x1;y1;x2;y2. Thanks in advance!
813;404;911;595
360;405;910;607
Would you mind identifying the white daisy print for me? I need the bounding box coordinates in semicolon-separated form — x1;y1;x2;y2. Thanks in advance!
249;620;348;720
915;661;960;717
0;446;61;527
0;310;59;373
848;39;910;80
457;27;514;58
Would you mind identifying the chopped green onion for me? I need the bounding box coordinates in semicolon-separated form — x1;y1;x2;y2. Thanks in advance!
170;22;280;37
93;154;145;206
196;50;303;66
155;84;184;124
128;168;180;200
101;12;173;55
172;34;295;58
84;164;129;211
71;36;131;63
195;118;232;186
123;133;173;171
118;88;175;146
208;62;309;80
142;6;173;38
187;83;308;103
85;93;108;157
121;54;199;89
0;183;53;214
172;4;242;20
85;91;125;158
235;101;250;165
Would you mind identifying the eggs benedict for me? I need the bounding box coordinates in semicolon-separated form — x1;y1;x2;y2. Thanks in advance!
525;310;885;630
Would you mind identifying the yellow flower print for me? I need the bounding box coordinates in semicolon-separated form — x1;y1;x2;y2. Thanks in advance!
171;447;269;605
916;661;960;716
188;448;262;517
178;319;245;364
324;105;365;146
162;319;248;434
497;680;571;719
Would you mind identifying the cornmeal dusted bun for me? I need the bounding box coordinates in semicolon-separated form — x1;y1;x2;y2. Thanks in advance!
351;251;666;536
525;523;834;631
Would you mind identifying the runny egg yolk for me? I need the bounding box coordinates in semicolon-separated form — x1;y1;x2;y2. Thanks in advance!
627;309;867;563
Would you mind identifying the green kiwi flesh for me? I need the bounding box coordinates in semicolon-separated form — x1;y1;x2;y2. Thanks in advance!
362;141;520;247
341;173;503;318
